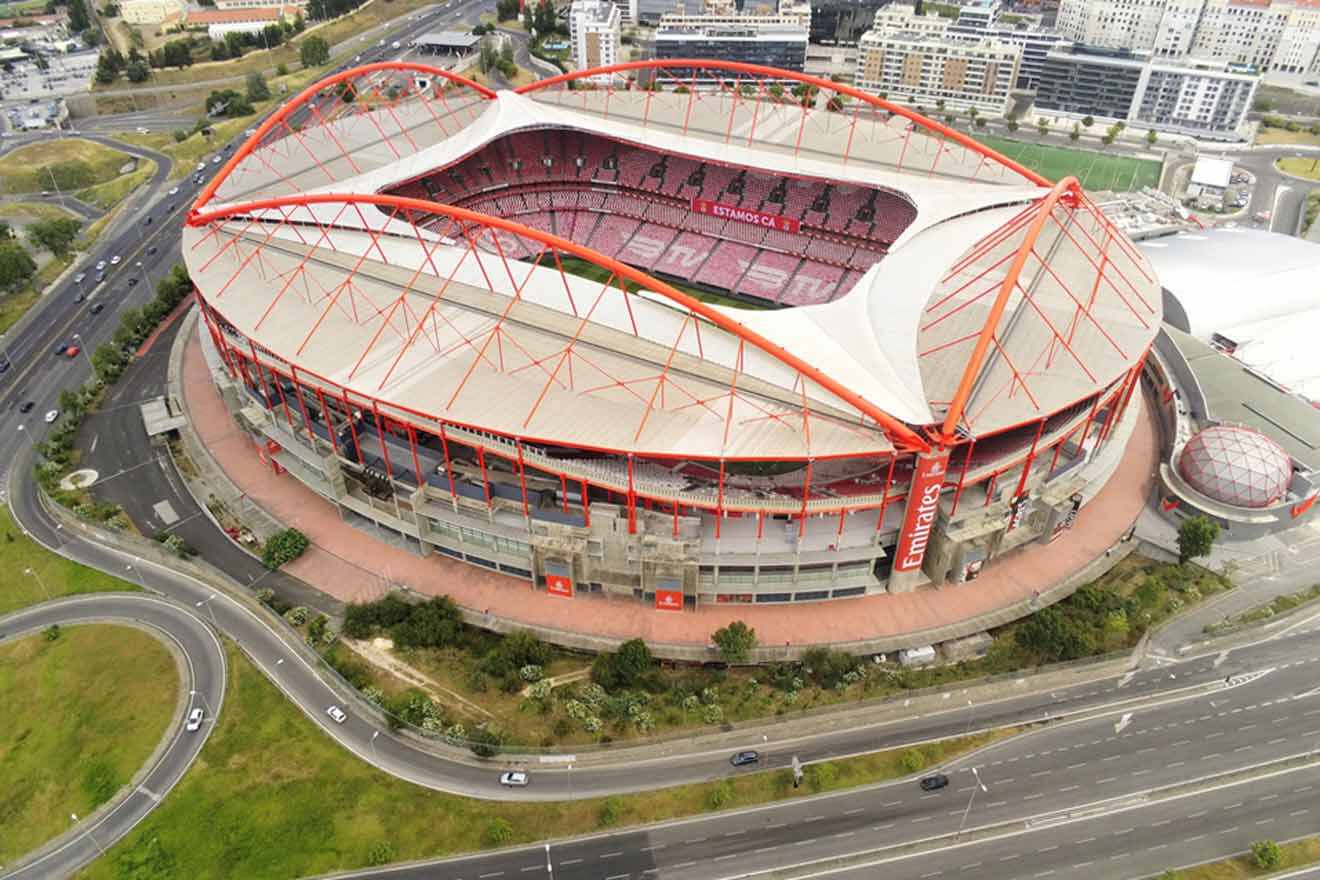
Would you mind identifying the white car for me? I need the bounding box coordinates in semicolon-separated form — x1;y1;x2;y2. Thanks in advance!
186;707;204;731
136;126;149;134
168;186;180;196
196;161;207;171
95;259;106;271
326;705;348;724
499;771;529;787
110;255;121;265
245;128;256;137
211;155;223;165
44;409;59;424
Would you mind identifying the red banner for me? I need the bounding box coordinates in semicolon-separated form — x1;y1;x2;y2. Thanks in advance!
1293;494;1318;519
690;198;800;233
546;574;573;598
654;589;684;612
893;452;949;573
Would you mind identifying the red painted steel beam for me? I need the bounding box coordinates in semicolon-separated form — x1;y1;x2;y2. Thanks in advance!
938;176;1083;445
189;192;932;453
514;59;1052;189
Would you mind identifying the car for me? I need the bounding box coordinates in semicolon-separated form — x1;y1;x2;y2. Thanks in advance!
110;255;121;265
186;707;204;731
74;272;86;284
168;186;179;196
95;271;105;283
730;750;760;767
145;216;153;226
355;54;362;63
919;774;950;791
95;259;106;271
136;126;149;134
392;40;401;49
65;344;80;358
18;401;34;414
326;705;348;723
74;291;86;303
245;128;256;137
53;340;69;356
90;302;105;315
196;161;207;172
128;277;139;287
147;245;159;256
194;175;204;185
0;361;7;373
499;771;529;787
44;409;59;423
212;155;223;165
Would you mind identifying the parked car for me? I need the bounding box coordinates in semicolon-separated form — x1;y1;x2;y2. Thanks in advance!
196;161;207;172
147;245;159;256
95;259;106;271
74;291;86;303
168;186;180;196
110;255;121;265
74;272;86;284
127;277;139;287
326;705;348;724
499;771;529;787
186;707;204;731
44;409;59;423
919;774;950;792
90;303;105;315
18;400;35;413
730;750;760;767
95;271;105;283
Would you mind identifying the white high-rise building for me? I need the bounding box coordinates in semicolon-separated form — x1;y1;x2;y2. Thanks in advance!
1056;0;1320;76
569;0;622;81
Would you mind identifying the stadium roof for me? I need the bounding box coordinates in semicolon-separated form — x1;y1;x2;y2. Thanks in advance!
1142;227;1320;404
188;60;1161;457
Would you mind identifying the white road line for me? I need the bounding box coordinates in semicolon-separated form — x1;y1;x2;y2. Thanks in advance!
560;859;582;866
600;851;623;859
844;809;864;816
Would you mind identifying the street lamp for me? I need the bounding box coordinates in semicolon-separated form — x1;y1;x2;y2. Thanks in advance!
71;333;94;372
371;729;380;761
195;593;219;628
189;687;212;716
125;561;143;589
956;766;987;841
23;566;50;599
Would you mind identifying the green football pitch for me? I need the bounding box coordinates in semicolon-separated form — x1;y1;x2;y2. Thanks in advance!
974;135;1163;192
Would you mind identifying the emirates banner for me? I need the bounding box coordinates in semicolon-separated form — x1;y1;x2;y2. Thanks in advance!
546;574;573;598
893;452;950;573
654;589;684;612
690;198;801;233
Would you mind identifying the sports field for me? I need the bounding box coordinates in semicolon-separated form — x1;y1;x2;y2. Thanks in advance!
975;136;1163;192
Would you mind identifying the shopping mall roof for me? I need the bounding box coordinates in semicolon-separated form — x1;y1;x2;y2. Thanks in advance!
1141;227;1320;404
1190;157;1233;190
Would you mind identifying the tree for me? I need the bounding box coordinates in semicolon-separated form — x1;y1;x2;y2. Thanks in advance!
300;34;330;68
1036;117;1049;137
712;620;757;663
1101;131;1115;146
245;71;270;103
26;217;81;258
261;527;309;569
1006;118;1019;132
496;0;519;20
0;241;37;291
160;38;192;68
1251;840;1282;869
68;0;90;31
1069;122;1081;142
1015;605;1093;661
0;221;10;240
224;30;246;59
1177;515;1220;565
125;59;149;81
1081;115;1094;128
1146;128;1158;146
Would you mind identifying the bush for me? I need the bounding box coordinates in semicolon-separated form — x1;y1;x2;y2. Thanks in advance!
1251;839;1282;869
801;647;860;689
553;717;572;737
391;596;462;650
707;779;734;809
468;726;503;758
712;620;757;663
805;761;839;791
343;594;414;638
366;840;394;866
483;817;513;846
900;748;926;773
261;527;308;569
284;606;309;626
598;795;623;826
43;624;60;641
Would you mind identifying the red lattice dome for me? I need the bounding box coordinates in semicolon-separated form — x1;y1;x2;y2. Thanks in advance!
1178;425;1293;509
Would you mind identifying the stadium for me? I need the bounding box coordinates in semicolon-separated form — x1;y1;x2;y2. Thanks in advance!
184;59;1161;614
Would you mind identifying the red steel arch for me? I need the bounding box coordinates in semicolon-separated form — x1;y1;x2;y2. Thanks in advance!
192;62;496;216
516;59;1052;189
187;191;933;454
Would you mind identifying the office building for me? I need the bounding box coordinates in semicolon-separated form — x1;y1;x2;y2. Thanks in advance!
654;0;809;75
570;0;622;80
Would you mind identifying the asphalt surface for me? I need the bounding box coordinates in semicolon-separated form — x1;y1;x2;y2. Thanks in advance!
0;593;226;880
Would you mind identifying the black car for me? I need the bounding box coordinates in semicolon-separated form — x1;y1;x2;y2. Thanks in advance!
90;302;105;315
74;291;86;303
730;750;760;767
18;400;34;413
145;215;153;226
127;277;139;287
147;245;159;256
919;774;949;792
53;340;69;356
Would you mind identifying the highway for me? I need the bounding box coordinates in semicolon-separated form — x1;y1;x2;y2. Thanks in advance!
2;25;1320;880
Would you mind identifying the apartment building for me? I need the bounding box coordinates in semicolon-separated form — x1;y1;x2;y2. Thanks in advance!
569;0;622;81
948;0;1067;89
654;0;809;74
854;9;1022;113
1056;0;1320;76
120;0;186;25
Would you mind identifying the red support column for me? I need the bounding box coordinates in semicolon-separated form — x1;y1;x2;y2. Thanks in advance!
984;472;997;507
949;439;976;519
626;454;637;534
315;388;339;457
798;459;813;539
835;508;846;547
478;447;492;509
581;478;590;527
672;499;679;538
272;369;295;431
756;510;765;541
715;458;726;541
371;401;394;481
438;423;457;499
560;474;569;514
408;426;423;488
288;366;317;448
340;389;363;463
1013;419;1047;500
516;440;530;518
248;342;275;411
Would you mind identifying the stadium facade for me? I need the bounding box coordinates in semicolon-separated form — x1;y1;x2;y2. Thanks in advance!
185;60;1160;613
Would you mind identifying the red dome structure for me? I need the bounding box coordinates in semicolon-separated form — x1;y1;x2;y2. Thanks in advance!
1178;425;1293;509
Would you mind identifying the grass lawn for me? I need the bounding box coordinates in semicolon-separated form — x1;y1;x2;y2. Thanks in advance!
78;638;1019;880
1255;127;1320;147
1168;835;1320;879
75;159;158;211
0;139;136;196
0;0;45;14
0;506;136;616
0;625;178;865
0;289;40;335
0;202;82;225
1275;156;1320;181
974;135;1162;191
552;255;774;311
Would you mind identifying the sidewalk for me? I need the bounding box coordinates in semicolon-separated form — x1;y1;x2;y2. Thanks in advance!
176;320;1161;654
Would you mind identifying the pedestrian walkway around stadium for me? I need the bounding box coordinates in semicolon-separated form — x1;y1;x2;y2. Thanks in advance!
179;318;1159;656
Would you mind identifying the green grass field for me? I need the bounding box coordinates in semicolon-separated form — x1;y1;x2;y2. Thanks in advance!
0;506;135;615
0;139;136;196
0;625;177;865
553;255;774;310
975;135;1162;192
79;639;1018;879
